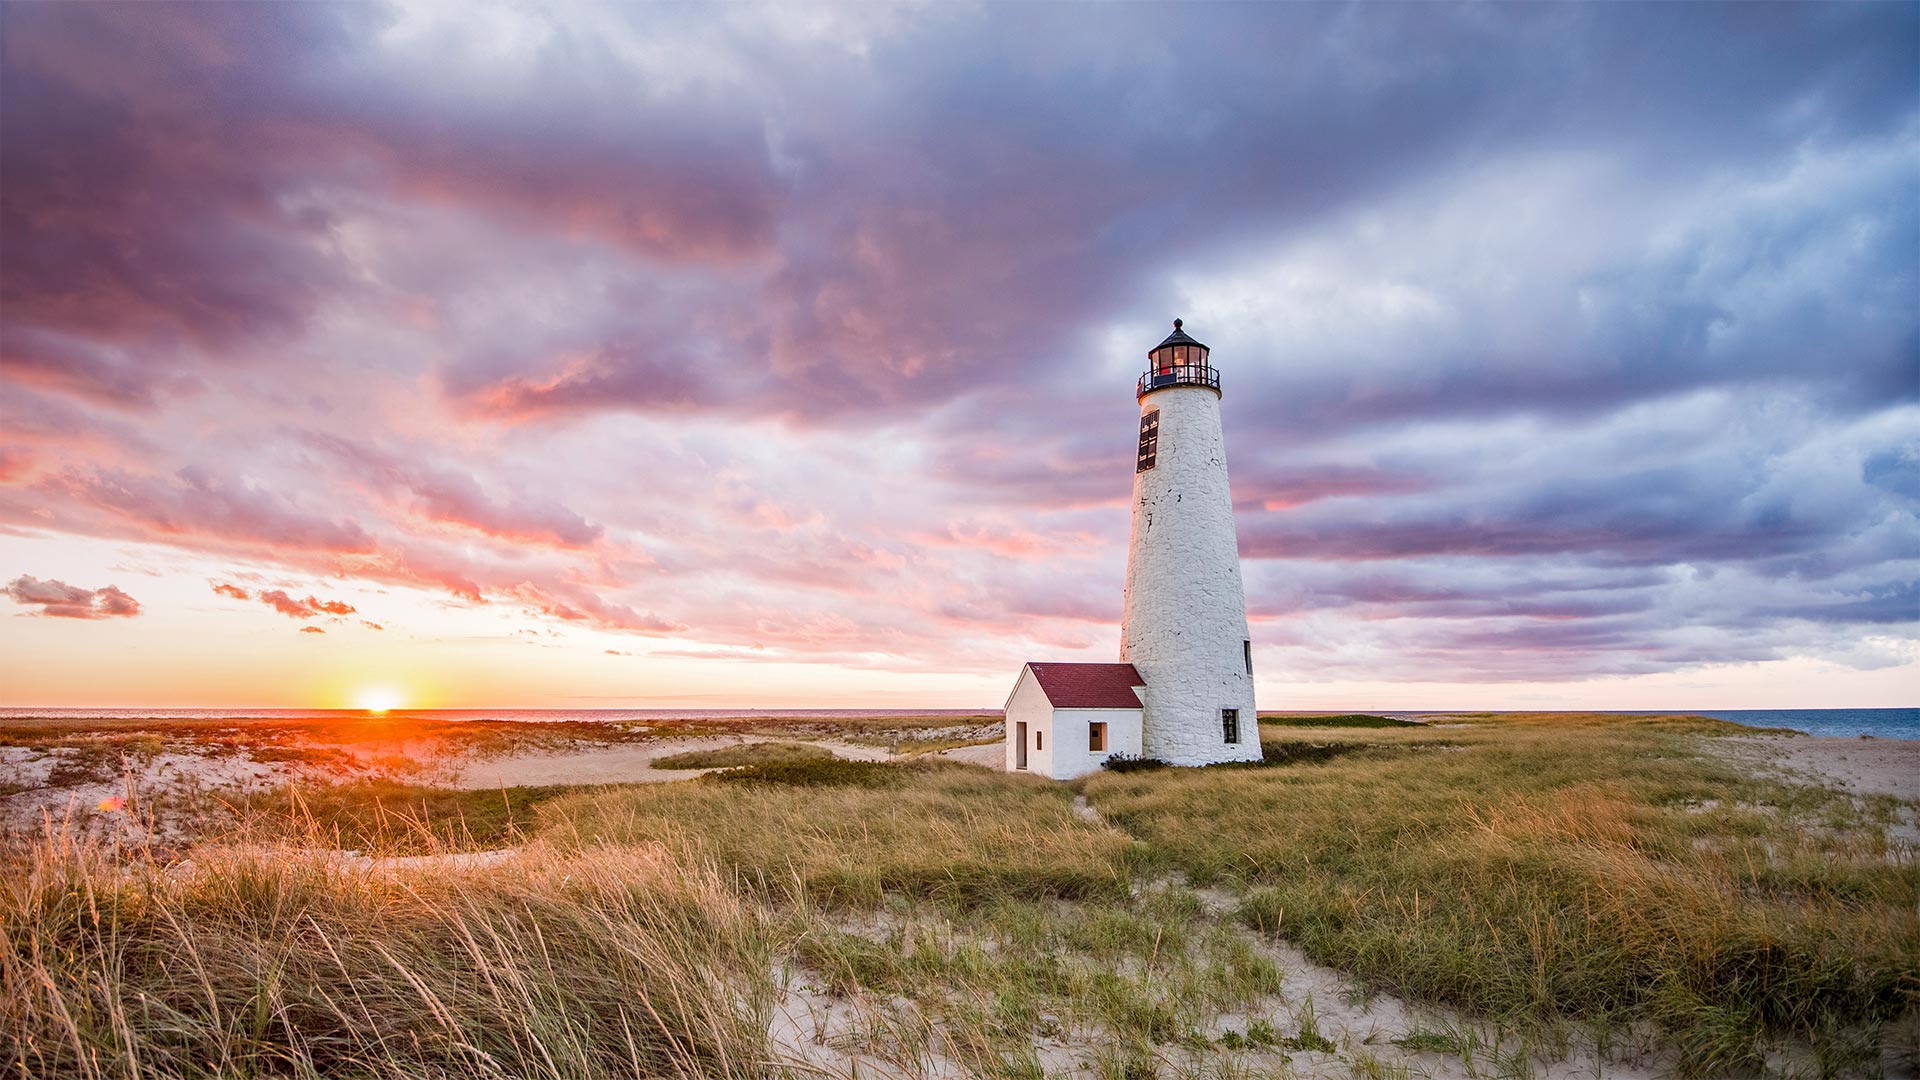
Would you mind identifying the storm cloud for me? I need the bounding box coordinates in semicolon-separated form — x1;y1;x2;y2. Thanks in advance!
0;2;1912;689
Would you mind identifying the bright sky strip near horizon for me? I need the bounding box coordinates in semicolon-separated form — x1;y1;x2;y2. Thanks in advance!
0;2;1915;711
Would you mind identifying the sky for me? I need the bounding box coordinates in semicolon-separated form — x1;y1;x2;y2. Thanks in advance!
1;2;1915;711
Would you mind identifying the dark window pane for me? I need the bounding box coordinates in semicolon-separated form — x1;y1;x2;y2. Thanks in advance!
1137;410;1160;472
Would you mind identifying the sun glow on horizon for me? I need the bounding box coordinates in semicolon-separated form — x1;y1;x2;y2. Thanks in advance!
356;687;405;714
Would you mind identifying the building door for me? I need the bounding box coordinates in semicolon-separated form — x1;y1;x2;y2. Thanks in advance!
1015;722;1028;769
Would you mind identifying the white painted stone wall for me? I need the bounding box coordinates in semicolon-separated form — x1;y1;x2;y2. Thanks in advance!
1003;667;1048;774
1119;384;1261;766
1002;668;1144;780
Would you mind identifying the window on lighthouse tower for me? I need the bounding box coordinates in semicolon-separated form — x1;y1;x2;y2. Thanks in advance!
1136;410;1160;472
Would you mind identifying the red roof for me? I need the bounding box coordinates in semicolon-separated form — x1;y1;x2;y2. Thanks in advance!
1024;662;1145;709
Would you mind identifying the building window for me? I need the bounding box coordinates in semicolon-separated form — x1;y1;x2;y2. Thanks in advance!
1089;722;1107;752
1244;640;1253;675
1036;730;1043;751
1222;708;1240;745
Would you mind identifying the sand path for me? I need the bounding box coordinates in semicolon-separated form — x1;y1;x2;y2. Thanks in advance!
933;740;1004;768
449;734;895;789
1712;733;1920;802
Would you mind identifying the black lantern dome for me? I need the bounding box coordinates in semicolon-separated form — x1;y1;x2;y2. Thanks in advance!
1150;319;1208;355
1138;318;1220;399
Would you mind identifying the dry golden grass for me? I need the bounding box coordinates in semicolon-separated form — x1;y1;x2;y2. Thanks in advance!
1085;713;1920;1075
1;825;775;1079
542;762;1136;908
6;713;1915;1078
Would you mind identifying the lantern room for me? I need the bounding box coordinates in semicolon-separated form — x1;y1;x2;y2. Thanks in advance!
1137;318;1221;399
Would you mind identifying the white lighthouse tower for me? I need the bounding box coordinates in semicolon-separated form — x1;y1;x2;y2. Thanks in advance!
1119;320;1260;765
1002;319;1258;779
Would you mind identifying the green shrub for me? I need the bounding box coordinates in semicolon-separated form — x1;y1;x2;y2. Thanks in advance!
1261;713;1420;729
1259;741;1371;766
705;757;907;788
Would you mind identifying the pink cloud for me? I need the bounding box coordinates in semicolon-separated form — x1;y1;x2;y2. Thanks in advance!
1236;464;1433;512
44;465;374;554
0;446;37;483
451;349;719;423
305;434;604;548
219;576;377;623
5;575;141;619
0;327;188;411
299;625;325;634
913;521;1102;560
256;589;356;619
506;581;682;635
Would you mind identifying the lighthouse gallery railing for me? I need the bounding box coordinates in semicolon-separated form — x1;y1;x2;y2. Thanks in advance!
1136;364;1221;398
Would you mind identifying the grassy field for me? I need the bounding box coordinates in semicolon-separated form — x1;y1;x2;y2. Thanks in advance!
650;741;839;770
233;780;577;854
1088;714;1919;1076
3;713;1915;1077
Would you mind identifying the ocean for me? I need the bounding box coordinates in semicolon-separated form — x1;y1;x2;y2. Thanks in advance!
1662;708;1919;740
0;706;1912;738
1380;708;1918;740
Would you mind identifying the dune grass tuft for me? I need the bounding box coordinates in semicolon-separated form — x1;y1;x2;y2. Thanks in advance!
0;826;775;1079
651;741;838;770
706;757;907;789
233;779;574;854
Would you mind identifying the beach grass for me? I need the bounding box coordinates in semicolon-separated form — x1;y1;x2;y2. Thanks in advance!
233;779;577;854
0;826;774;1079
1084;712;1920;1076
543;760;1135;908
650;740;838;770
2;711;1914;1077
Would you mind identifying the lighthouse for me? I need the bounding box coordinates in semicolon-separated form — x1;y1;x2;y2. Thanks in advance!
1119;320;1259;765
1003;319;1259;778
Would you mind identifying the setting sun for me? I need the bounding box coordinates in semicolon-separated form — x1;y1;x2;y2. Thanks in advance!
356;687;404;714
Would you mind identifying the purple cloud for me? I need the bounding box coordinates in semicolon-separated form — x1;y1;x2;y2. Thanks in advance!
0;1;1912;692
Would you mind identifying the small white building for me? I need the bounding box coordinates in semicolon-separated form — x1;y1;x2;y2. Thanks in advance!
1003;662;1145;780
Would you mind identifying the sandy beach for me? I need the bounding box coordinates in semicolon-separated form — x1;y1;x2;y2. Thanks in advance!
450;734;897;788
0;716;1004;838
1711;732;1920;801
7;714;1915;837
